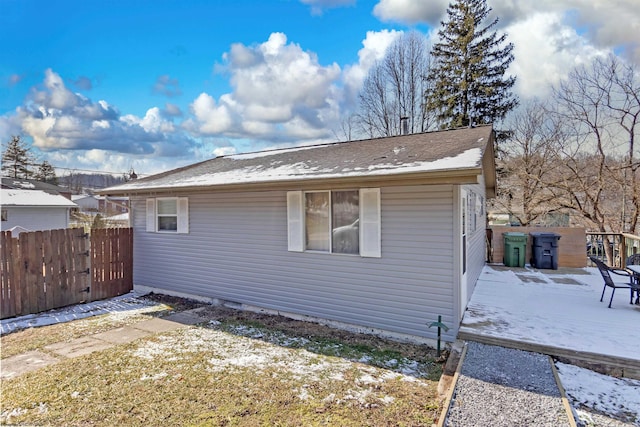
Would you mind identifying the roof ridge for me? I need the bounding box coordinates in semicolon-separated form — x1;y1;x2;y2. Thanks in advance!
220;123;494;159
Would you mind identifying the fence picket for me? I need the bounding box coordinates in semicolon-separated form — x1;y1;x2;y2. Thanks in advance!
1;232;16;318
42;230;55;310
34;231;47;312
67;229;79;300
51;229;62;309
21;232;33;315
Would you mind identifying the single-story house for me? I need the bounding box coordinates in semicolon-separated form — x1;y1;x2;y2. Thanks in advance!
1;189;78;236
102;125;496;343
72;194;129;215
72;194;101;211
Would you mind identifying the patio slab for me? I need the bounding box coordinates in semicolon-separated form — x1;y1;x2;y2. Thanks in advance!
45;336;114;358
91;326;151;344
459;265;640;379
132;317;190;333
1;351;59;380
162;309;205;325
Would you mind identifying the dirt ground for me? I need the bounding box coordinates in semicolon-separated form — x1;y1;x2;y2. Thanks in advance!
144;292;446;365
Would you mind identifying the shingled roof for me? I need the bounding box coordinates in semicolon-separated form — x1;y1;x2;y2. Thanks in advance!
103;125;496;196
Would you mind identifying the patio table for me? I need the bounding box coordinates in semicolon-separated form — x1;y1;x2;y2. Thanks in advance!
626;265;640;304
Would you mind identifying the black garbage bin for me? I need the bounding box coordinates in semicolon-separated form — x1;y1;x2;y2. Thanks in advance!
530;232;561;269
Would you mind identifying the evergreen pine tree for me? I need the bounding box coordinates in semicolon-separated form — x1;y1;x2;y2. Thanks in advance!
1;135;35;179
426;0;517;128
34;160;58;184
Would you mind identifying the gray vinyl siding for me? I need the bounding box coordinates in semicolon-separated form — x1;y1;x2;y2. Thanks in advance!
131;184;458;341
462;179;488;315
1;207;70;232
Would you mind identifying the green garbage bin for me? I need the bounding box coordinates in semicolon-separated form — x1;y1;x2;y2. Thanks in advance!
503;232;527;267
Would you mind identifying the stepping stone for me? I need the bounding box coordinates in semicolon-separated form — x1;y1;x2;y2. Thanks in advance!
132;317;188;333
91;326;151;344
1;351;59;380
45;336;113;358
162;311;203;325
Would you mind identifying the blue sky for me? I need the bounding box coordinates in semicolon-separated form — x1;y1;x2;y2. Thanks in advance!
1;0;638;177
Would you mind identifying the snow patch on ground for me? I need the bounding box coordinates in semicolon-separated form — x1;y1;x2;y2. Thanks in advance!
129;327;415;408
461;266;640;361
556;362;640;426
0;292;157;335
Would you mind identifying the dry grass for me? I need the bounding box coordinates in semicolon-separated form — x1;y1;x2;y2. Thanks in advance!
1;302;178;359
1;295;444;426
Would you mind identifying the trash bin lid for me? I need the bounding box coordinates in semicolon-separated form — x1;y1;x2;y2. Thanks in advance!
530;232;561;238
503;232;528;242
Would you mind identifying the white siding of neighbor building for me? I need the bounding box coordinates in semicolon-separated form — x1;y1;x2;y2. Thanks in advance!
1;206;70;232
131;185;466;341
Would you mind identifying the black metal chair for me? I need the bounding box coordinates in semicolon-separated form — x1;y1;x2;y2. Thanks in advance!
589;256;639;308
626;253;640;303
626;253;640;266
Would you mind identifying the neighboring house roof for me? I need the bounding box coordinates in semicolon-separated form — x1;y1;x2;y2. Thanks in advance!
72;194;128;202
72;194;97;202
107;213;129;221
103;125;497;197
1;189;78;208
1;178;69;196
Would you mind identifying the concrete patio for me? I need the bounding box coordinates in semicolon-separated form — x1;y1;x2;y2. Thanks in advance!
458;264;640;379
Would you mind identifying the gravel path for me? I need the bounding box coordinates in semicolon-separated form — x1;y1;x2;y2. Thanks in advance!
445;342;571;427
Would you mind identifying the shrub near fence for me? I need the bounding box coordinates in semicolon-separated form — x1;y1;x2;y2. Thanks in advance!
0;228;133;319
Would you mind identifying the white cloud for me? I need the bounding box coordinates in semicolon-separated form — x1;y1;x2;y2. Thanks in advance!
139;107;176;133
213;146;237;157
190;92;234;134
190;32;342;143
4;69;203;168
506;13;611;99
163;103;182;117
372;0;640;64
299;0;355;16
342;29;403;106
490;0;640;61
152;74;182;98
373;0;447;25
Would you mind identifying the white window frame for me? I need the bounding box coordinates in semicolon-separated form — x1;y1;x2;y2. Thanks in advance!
1;209;7;222
146;197;189;234
287;188;381;258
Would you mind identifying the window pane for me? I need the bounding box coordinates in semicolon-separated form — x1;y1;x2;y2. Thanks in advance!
158;216;178;231
157;199;177;215
332;190;359;254
305;192;329;251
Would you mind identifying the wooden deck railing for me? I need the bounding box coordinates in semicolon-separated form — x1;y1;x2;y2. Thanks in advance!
586;232;640;268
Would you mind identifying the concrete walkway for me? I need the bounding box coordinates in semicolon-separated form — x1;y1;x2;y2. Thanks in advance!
1;309;204;380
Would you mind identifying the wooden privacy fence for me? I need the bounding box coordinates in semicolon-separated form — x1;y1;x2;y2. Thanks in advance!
488;226;587;268
1;228;133;319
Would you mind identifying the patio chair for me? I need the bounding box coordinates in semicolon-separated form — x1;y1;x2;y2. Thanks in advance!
589;256;639;308
626;253;640;301
626;253;640;266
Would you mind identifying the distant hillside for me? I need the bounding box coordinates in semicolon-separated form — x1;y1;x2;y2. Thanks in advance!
58;173;127;193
